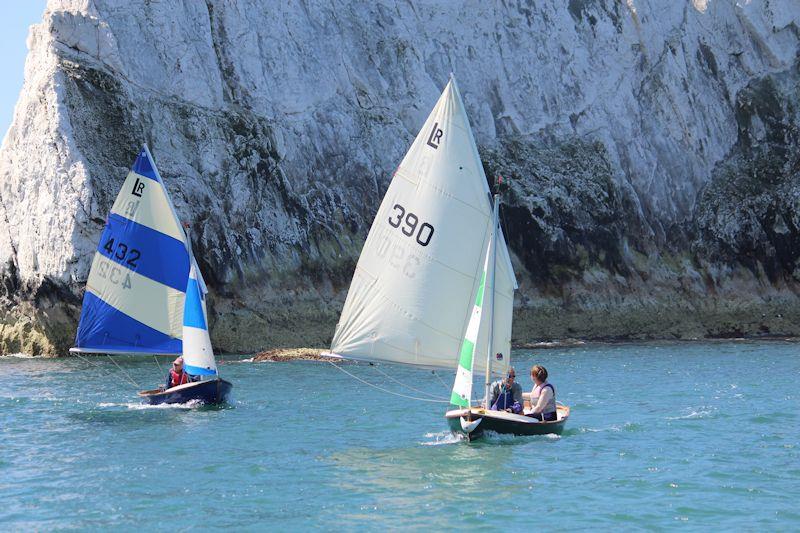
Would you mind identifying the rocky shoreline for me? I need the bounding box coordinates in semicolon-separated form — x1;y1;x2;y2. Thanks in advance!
238;335;800;364
3;298;799;357
251;348;328;362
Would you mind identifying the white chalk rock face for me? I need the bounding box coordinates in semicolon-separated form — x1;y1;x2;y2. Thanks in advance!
1;0;799;354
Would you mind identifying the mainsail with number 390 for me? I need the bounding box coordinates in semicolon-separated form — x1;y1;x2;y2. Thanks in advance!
328;76;517;394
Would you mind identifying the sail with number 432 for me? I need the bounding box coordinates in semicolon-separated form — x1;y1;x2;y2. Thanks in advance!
328;76;517;374
71;145;197;355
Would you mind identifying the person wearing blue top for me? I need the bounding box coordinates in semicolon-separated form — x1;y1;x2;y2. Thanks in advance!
488;367;523;413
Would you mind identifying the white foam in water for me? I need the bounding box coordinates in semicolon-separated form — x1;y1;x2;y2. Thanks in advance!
579;425;623;433
482;430;560;442
666;407;715;420
97;400;204;410
420;430;561;445
420;431;464;446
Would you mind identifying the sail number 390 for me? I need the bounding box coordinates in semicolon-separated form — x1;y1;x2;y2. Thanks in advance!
387;204;434;246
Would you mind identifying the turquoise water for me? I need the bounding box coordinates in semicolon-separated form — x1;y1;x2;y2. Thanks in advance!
1;341;798;530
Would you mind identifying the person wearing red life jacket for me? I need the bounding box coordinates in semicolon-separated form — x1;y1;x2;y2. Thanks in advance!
165;357;189;389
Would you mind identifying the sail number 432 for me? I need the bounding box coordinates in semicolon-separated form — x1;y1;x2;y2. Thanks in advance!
103;237;141;267
387;204;434;246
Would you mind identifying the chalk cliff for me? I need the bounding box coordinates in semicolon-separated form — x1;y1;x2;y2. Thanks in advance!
1;0;799;354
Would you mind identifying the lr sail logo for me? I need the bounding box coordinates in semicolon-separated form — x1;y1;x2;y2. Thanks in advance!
426;122;443;149
131;177;145;197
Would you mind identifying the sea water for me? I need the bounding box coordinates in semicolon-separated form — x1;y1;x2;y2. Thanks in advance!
1;341;798;530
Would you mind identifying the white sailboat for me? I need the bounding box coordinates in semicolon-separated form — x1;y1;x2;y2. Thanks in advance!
326;75;568;438
72;145;231;405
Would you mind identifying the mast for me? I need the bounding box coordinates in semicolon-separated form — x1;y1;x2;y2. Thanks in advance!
483;192;500;407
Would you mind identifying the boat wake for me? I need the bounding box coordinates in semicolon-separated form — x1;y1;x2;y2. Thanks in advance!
420;430;562;446
420;431;465;446
97;400;204;410
482;430;561;443
571;421;644;434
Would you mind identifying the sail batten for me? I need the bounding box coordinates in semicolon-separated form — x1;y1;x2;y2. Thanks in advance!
330;77;516;372
73;146;191;355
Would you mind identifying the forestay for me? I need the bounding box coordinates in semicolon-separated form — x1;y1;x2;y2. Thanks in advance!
330;76;517;373
72;146;191;355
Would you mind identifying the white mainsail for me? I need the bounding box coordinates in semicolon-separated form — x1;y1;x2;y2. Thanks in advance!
330;76;517;373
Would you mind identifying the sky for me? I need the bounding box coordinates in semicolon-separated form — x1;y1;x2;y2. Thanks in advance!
0;1;47;141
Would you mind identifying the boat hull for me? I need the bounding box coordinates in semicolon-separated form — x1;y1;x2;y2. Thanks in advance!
138;378;233;405
445;405;569;439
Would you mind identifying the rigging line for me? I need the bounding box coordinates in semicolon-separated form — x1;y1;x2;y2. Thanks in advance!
371;365;444;399
328;362;450;404
431;369;450;391
105;353;141;389
152;354;164;375
73;352;122;380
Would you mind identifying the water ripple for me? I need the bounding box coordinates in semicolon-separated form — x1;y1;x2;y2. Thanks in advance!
1;341;798;529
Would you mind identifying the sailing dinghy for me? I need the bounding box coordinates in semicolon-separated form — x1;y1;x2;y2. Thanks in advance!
444;192;569;439
138;262;232;405
71;145;232;405
324;75;568;439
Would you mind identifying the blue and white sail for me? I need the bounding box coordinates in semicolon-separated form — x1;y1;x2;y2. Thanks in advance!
72;145;191;355
181;262;218;376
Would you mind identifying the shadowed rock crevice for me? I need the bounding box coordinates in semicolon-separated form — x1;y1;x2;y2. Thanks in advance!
481;138;640;284
693;61;800;283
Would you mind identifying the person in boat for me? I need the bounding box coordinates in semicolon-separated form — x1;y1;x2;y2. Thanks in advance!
165;356;192;389
488;367;523;413
527;365;558;421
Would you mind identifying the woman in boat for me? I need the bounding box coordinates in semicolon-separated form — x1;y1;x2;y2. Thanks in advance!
527;365;558;421
489;367;523;413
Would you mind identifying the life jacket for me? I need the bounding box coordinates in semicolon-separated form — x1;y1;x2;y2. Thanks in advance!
169;369;188;388
531;383;557;415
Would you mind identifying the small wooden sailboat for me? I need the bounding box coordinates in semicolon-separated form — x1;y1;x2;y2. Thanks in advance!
138;263;232;405
444;189;569;439
71;145;232;405
325;74;568;440
445;403;570;438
